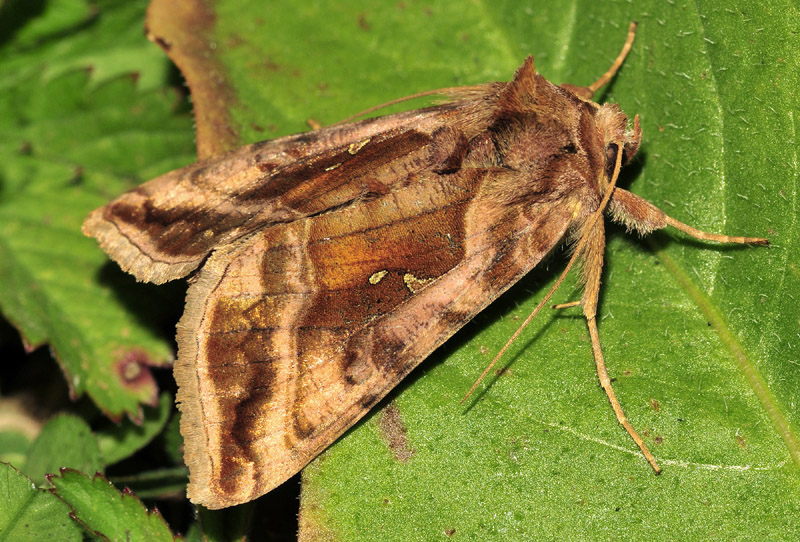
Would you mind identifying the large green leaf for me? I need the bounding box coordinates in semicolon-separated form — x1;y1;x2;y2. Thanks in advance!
0;0;797;539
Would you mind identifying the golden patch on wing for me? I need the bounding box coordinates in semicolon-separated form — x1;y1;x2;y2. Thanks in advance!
369;270;389;285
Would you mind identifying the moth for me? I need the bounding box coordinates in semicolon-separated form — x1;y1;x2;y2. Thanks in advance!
83;23;767;509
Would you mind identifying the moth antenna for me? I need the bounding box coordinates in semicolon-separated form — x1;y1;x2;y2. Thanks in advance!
586;21;638;96
336;85;487;125
461;142;627;405
346;21;636;125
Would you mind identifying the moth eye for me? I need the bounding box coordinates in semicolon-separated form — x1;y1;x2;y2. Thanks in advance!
561;142;577;154
605;143;620;177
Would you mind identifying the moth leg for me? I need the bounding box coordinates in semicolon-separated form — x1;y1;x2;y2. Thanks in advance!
609;188;769;245
580;219;662;473
663;216;769;245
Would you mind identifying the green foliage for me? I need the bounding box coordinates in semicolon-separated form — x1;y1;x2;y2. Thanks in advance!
49;469;177;542
23;414;102;485
96;393;173;465
0;0;190;421
0;462;82;541
0;0;797;540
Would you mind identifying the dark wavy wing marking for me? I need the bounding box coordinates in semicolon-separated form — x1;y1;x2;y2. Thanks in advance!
175;163;575;508
82;101;491;285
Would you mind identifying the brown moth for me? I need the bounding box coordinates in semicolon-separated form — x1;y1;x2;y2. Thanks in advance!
83;23;767;509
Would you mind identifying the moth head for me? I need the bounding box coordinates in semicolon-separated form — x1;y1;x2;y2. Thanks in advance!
490;58;598;166
595;104;641;184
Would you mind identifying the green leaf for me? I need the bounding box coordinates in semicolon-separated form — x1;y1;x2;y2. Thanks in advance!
160;410;185;467
96;393;173;466
1;0;169;91
0;0;95;52
49;469;177;542
107;467;188;502
0;429;31;467
0;402;36;466
23;414;102;486
0;462;81;542
0;0;192;420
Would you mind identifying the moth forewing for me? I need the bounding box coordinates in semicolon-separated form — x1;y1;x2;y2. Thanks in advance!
83;22;767;509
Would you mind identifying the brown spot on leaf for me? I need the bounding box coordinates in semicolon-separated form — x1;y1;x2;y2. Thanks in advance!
113;349;160;406
445;528;456;536
225;33;244;49
122;360;141;381
649;398;661;412
378;403;414;463
736;434;747;449
357;13;370;31
260;57;280;72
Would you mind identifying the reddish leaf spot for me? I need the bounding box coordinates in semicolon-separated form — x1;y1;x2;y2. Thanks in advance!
113;349;160;405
